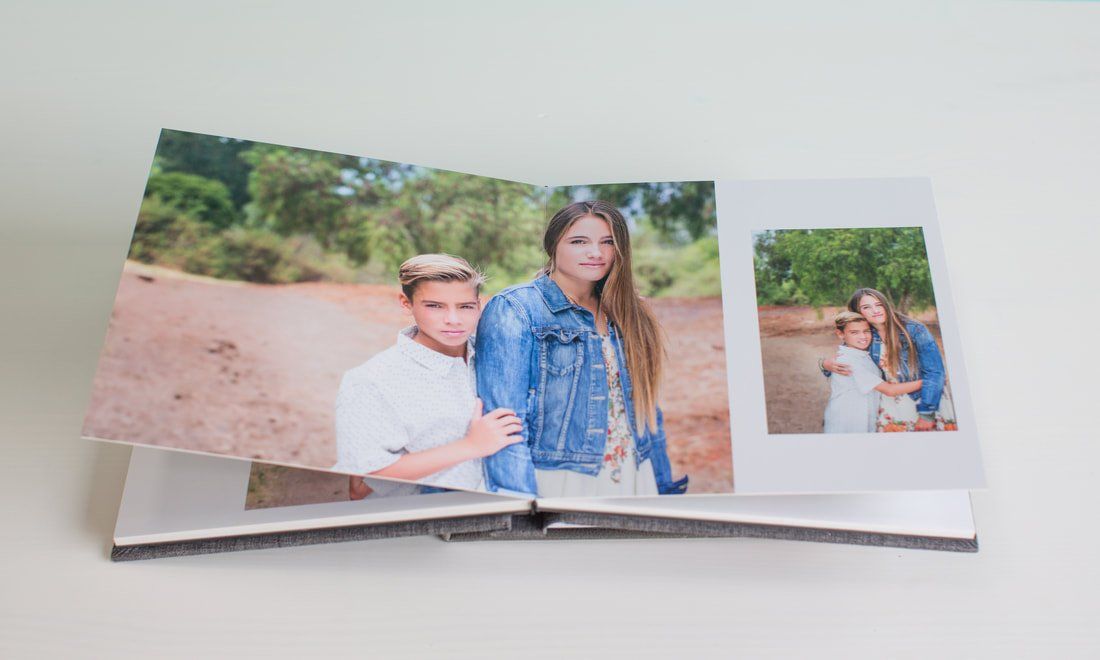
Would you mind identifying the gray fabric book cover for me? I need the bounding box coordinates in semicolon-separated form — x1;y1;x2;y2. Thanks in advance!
112;509;977;560
111;450;978;560
440;511;978;553
111;513;516;561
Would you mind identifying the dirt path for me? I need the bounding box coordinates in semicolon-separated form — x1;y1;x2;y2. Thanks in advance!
86;264;733;507
83;263;406;467
761;334;836;434
649;297;733;494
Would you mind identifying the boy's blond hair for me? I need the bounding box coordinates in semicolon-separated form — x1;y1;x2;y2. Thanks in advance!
833;310;869;332
398;253;485;300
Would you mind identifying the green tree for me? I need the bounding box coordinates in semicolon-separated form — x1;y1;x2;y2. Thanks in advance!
140;138;720;294
242;145;547;277
383;170;546;273
128;195;216;265
143;172;238;229
155;130;254;209
551;181;716;243
241;146;416;255
242;145;357;248
753;228;933;311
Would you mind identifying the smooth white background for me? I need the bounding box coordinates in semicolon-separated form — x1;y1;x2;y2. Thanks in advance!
1;1;1097;657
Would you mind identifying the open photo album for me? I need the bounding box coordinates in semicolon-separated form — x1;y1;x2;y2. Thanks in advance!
88;130;985;558
113;447;977;560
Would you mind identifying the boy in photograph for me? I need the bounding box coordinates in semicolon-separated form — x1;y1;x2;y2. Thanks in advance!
333;254;523;497
823;311;923;433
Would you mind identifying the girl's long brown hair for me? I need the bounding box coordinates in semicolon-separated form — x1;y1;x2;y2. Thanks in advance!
847;288;918;378
543;200;667;433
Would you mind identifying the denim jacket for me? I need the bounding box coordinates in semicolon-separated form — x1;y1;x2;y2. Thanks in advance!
868;319;946;415
475;274;688;496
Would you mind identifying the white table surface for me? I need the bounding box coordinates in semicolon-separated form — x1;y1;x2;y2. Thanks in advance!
2;1;1097;657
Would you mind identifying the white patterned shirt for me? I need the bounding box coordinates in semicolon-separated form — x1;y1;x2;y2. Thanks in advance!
333;326;484;492
823;344;884;434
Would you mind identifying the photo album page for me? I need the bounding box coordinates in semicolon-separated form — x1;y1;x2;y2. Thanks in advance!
83;130;984;509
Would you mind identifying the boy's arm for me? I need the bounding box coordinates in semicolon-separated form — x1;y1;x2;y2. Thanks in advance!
334;379;412;476
371;441;477;482
874;379;923;397
371;401;522;482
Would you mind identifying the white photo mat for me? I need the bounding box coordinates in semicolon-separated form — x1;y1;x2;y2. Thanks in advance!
716;178;986;494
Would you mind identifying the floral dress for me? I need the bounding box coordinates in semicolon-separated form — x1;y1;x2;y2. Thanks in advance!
533;334;659;497
876;342;958;432
601;333;639;483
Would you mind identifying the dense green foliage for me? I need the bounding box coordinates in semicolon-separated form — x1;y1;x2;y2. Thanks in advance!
129;130;721;295
129;196;216;266
143;172;238;229
154;131;254;209
129;197;355;284
551;181;716;244
753;228;933;311
236;145;547;287
633;230;722;298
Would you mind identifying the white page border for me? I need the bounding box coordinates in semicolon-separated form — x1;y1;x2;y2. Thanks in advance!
716;178;985;493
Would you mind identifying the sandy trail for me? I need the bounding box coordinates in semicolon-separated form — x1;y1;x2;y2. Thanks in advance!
83;263;406;467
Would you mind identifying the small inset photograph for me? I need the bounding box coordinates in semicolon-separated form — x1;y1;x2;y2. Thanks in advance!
752;227;957;435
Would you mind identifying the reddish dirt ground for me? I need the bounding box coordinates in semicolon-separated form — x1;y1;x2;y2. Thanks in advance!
757;306;944;434
84;263;733;508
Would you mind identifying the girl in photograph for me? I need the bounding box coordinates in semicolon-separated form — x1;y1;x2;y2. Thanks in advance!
332;254;523;497
475;200;689;497
822;288;956;432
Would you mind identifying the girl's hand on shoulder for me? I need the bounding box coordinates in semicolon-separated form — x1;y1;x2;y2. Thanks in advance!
463;399;524;458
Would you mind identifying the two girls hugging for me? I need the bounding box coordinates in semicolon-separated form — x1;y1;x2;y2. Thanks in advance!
332;201;689;498
821;288;956;434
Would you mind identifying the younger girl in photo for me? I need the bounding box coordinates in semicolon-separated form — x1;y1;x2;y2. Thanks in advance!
824;311;922;433
332;254;523;496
